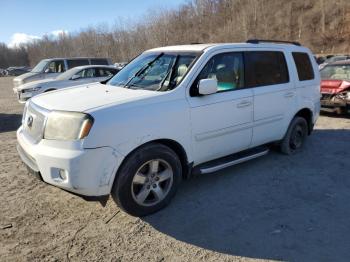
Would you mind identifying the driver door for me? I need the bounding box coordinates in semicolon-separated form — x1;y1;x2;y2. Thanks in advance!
188;52;253;165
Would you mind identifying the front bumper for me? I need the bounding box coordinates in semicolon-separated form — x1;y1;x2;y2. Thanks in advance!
13;88;34;103
17;127;121;197
320;93;350;108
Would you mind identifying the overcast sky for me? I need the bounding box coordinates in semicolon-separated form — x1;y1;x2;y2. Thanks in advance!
1;0;186;47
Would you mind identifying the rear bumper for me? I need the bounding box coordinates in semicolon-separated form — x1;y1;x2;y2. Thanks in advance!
17;127;121;197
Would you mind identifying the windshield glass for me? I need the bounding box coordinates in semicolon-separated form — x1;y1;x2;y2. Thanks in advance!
321;65;350;80
56;68;80;80
107;52;198;91
31;60;49;73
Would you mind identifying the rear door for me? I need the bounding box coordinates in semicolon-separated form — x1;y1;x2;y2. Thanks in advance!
188;51;254;164
246;50;296;146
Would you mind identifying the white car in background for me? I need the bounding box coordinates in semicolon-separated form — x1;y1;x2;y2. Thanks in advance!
13;57;112;88
14;65;118;103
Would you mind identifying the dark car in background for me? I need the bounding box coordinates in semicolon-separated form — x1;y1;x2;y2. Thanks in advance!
320;60;350;114
6;66;31;76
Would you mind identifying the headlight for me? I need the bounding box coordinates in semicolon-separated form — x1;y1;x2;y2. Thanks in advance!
23;86;41;93
44;111;94;140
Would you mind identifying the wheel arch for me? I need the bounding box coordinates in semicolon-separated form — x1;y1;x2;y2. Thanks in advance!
294;107;313;135
44;88;56;92
117;139;191;181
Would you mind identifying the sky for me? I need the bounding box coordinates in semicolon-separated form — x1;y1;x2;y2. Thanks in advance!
1;0;187;47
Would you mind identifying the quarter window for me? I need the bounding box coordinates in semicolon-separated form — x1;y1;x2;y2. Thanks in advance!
245;51;289;87
191;52;244;96
292;52;315;81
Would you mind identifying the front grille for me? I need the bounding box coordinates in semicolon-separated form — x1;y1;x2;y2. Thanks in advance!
22;102;49;143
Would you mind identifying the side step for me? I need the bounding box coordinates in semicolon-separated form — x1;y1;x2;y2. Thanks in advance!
193;146;269;175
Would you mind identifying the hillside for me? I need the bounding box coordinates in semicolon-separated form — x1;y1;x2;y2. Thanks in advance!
1;0;350;67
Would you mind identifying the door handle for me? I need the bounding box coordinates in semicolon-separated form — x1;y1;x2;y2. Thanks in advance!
284;92;295;98
237;101;252;108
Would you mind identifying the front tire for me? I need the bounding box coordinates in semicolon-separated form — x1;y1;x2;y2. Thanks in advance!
111;143;182;217
280;117;308;155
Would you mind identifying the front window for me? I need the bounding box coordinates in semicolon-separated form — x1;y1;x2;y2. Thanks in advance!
31;60;49;73
321;65;350;80
107;52;198;91
47;60;65;73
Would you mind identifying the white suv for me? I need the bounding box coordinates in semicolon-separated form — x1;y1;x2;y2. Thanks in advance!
17;41;320;216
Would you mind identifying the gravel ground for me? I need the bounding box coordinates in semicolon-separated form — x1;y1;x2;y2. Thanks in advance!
1;76;350;262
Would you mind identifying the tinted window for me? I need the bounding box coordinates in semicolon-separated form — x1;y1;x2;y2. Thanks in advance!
90;58;109;65
245;51;289;87
191;52;244;96
292;52;315;81
67;59;89;69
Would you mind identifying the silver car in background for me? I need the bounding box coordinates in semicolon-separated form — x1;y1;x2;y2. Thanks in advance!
14;65;118;103
13;57;112;88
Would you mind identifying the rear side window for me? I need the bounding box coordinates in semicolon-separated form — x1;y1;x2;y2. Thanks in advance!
90;58;109;65
245;51;289;87
292;52;315;81
67;59;89;69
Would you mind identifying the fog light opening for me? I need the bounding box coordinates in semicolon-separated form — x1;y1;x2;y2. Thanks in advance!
59;169;68;181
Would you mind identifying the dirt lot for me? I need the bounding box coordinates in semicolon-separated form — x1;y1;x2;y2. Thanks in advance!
1;76;350;262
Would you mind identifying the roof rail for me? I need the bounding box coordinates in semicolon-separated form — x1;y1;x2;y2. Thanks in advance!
246;39;301;46
190;42;203;45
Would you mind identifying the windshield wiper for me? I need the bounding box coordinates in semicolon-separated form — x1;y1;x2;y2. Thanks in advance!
123;52;164;89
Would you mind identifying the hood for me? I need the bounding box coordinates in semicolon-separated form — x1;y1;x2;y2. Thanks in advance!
321;79;350;94
31;83;160;112
17;78;55;91
13;71;39;82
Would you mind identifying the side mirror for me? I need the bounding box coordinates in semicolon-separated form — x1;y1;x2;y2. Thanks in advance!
71;75;80;80
44;68;51;73
198;79;217;95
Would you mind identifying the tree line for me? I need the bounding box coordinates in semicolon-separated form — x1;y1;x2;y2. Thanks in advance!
1;0;350;68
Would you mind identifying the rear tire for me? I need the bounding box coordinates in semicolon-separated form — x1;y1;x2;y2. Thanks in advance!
111;143;182;217
280;117;308;155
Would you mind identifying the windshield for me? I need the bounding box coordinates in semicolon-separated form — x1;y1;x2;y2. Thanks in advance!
31;59;49;73
107;52;198;91
56;68;80;80
321;65;350;80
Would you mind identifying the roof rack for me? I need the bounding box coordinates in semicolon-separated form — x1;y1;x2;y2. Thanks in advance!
246;39;301;46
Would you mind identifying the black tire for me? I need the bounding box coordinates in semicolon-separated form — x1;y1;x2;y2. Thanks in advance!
280;117;308;155
111;143;182;217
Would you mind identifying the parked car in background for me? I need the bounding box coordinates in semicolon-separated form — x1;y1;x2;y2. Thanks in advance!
320;60;350;114
319;55;350;70
6;66;31;76
13;57;112;88
14;65;118;103
17;41;320;216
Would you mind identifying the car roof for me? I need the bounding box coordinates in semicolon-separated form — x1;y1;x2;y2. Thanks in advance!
146;43;310;53
71;65;116;70
327;59;350;66
45;57;109;60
